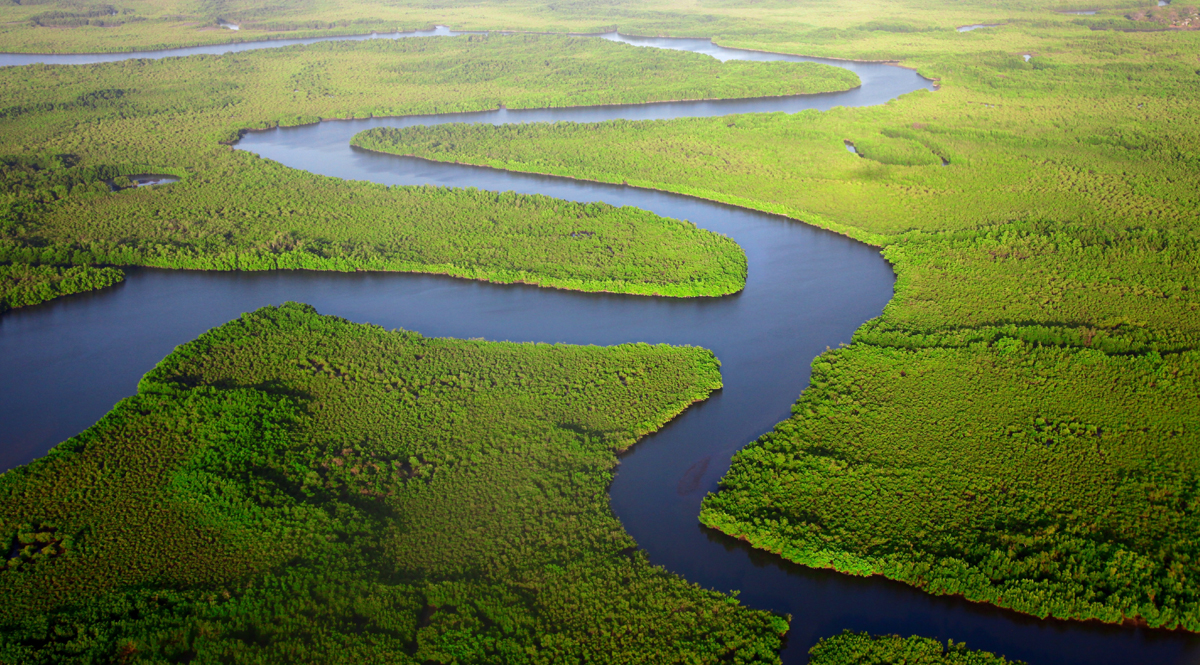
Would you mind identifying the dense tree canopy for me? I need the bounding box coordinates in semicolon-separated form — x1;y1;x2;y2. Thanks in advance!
0;303;787;663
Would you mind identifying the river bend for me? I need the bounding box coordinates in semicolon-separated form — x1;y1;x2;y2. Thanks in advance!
1;30;1197;665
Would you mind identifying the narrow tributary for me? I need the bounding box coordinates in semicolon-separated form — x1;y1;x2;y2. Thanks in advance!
1;30;1197;665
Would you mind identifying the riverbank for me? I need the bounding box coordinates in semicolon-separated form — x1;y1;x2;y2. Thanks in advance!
0;34;859;307
2;8;1198;664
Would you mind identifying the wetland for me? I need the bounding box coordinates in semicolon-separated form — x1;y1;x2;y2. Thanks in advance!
2;1;1200;657
3;28;1199;665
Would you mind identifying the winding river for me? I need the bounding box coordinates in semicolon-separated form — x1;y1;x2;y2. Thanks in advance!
2;29;1198;665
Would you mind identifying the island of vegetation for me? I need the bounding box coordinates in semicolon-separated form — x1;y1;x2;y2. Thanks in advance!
809;632;1023;665
0;35;859;310
0;303;787;663
348;5;1200;636
0;262;123;312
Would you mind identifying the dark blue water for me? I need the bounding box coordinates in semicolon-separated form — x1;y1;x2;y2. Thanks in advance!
0;30;1196;665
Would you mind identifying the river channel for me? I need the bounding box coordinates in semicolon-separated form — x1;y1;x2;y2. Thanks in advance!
1;29;1198;665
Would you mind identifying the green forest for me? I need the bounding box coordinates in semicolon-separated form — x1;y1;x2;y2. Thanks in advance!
809;632;1023;665
2;0;1198;661
0;303;787;663
0;262;123;312
0;35;859;307
702;341;1200;627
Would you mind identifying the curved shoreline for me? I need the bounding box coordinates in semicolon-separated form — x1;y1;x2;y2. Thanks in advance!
231;81;868;140
348;146;887;247
228;79;876;144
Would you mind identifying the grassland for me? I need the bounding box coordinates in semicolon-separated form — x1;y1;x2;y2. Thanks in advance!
0;35;860;307
0;302;787;663
348;19;1200;631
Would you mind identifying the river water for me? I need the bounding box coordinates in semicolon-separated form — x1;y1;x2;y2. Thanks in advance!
1;30;1197;665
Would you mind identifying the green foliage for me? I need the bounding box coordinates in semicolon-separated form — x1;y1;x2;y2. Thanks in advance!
846;134;944;166
2;175;748;297
1071;16;1169;31
0;262;123;312
878;223;1200;341
0;303;786;663
809;631;1023;665
701;340;1200;628
5;0;1200;642
363;37;1198;254
858;20;942;33
0;35;863;301
28;6;140;29
1105;5;1200;29
382;27;1200;629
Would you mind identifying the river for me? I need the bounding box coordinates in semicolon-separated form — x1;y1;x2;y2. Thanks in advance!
1;29;1196;665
